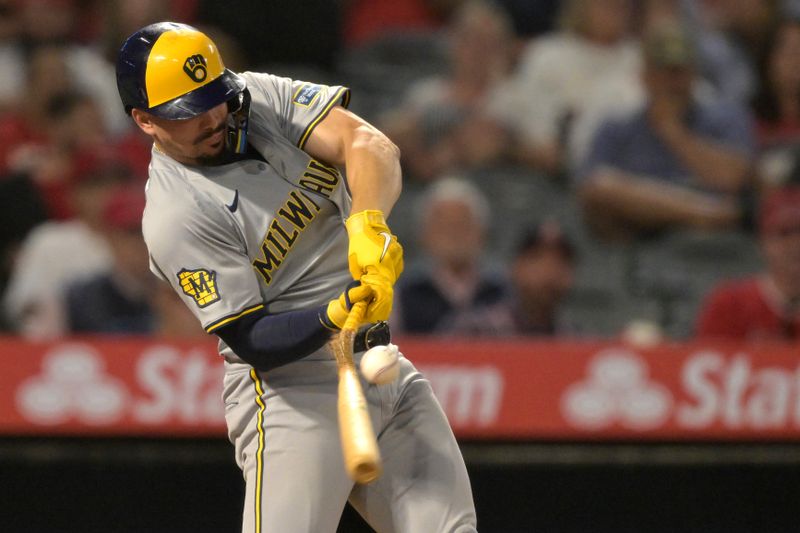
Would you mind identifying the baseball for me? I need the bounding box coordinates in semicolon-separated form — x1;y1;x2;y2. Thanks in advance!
359;344;400;385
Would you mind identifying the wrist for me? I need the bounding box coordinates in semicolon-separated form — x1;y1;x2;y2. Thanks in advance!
658;119;688;146
319;303;340;330
345;210;387;234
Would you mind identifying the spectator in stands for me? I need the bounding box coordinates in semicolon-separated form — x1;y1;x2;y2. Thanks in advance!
0;51;77;297
65;186;153;334
394;177;508;334
0;89;118;226
16;1;129;137
342;0;458;49
0;0;22;108
494;0;560;38
696;185;800;341
687;0;783;105
381;0;517;182
97;0;171;54
753;17;800;146
2;162;131;339
567;0;775;173
36;92;114;220
576;21;755;241
0;89;149;298
491;0;640;178
152;284;206;339
198;0;338;68
0;45;135;198
751;17;800;189
490;221;577;336
0;45;69;177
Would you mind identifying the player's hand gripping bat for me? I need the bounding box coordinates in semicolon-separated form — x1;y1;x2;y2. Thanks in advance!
330;300;383;484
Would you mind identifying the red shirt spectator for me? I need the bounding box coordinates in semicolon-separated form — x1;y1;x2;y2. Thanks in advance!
696;277;800;341
343;0;447;48
696;186;800;341
751;18;800;148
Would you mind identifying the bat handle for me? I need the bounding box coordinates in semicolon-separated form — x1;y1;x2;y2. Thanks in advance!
343;300;367;333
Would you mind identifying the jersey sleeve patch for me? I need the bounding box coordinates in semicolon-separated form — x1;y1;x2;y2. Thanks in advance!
177;268;221;308
297;86;350;149
292;83;324;107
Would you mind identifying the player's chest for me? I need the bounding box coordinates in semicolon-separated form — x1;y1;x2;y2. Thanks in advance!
207;157;347;284
204;153;345;222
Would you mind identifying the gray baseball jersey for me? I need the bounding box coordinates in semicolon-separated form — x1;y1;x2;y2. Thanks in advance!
142;72;477;533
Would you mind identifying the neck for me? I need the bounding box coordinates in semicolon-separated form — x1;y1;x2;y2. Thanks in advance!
518;297;555;329
582;29;622;47
435;262;479;306
444;259;476;279
771;272;800;303
154;141;193;166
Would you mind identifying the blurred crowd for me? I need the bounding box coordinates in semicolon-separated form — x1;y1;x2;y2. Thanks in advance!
1;0;799;344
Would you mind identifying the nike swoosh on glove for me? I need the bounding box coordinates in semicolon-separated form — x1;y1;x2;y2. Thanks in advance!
345;210;404;285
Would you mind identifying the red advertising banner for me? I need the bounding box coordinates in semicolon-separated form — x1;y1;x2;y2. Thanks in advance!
404;339;800;440
1;336;799;440
0;338;224;437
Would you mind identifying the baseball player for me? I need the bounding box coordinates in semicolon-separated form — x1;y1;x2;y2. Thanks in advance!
115;22;477;533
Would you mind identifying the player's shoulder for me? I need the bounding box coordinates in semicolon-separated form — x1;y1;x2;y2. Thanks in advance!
239;71;294;100
240;70;340;108
239;70;286;85
144;157;200;215
142;166;230;254
237;71;292;123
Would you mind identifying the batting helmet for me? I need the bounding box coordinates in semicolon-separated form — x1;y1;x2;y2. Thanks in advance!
116;22;246;120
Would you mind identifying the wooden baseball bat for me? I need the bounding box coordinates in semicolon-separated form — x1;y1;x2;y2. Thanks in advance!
330;300;382;484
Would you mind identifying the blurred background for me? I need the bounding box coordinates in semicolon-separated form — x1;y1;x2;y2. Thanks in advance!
1;0;800;531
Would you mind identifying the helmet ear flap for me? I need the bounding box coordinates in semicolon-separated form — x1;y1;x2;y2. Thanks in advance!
226;88;251;154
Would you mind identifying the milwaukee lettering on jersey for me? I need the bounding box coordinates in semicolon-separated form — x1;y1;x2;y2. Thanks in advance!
298;158;341;199
251;189;321;284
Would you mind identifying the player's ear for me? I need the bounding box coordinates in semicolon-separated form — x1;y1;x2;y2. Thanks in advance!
131;109;157;134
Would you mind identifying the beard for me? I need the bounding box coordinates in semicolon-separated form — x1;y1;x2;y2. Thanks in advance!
196;140;230;166
192;121;229;165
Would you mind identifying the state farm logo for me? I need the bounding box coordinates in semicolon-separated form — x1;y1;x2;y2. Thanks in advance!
16;345;128;425
562;349;672;430
14;344;225;428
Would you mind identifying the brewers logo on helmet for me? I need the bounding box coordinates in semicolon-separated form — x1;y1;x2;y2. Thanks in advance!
116;22;250;152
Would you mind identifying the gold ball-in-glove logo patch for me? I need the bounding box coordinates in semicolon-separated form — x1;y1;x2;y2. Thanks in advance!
177;268;220;307
182;54;208;83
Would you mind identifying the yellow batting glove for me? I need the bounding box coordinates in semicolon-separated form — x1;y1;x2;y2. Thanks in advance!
320;281;374;330
359;269;394;323
345;210;404;284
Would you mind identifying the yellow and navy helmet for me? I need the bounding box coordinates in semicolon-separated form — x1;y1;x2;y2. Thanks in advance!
116;22;246;121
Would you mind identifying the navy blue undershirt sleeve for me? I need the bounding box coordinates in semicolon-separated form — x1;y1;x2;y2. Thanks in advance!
214;306;333;371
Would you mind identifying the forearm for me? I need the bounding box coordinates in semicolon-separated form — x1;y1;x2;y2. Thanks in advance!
661;128;750;193
580;168;740;230
345;124;402;215
214;304;389;371
304;106;402;216
215;307;332;371
510;137;562;175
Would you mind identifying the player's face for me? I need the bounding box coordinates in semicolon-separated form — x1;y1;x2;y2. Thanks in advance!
133;102;229;165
